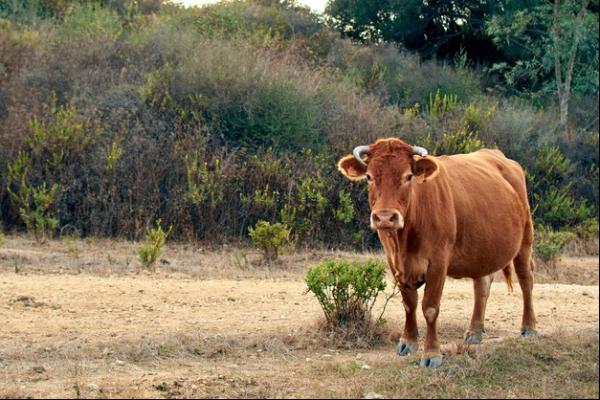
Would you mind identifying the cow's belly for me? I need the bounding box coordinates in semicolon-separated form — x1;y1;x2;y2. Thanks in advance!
446;192;526;279
447;247;518;279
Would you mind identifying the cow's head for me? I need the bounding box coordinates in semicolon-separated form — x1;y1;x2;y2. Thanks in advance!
337;138;439;231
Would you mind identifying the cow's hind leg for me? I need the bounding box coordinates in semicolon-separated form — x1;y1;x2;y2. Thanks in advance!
396;288;419;356
464;273;494;344
513;224;537;336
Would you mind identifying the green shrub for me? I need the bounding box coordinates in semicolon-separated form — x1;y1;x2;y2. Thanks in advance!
18;182;59;244
425;88;459;118
27;103;98;170
7;152;59;243
105;140;123;172
461;102;497;133
50;3;123;44
532;186;594;229
184;152;224;207
241;81;323;152
0;0;71;22
138;219;172;271
0;232;4;247
334;190;355;223
280;170;330;243
575;218;599;240
432;128;486;155
305;259;388;327
528;146;594;229
534;226;576;263
248;220;291;263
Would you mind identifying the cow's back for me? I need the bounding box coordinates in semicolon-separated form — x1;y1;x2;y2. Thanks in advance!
437;149;531;278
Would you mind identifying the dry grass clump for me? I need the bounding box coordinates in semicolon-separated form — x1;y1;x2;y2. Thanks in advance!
309;318;400;350
309;330;599;399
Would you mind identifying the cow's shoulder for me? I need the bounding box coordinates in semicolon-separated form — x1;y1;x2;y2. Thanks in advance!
460;148;523;174
442;149;527;192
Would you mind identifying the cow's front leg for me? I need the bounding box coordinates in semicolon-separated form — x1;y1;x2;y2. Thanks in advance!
396;288;418;356
420;266;447;368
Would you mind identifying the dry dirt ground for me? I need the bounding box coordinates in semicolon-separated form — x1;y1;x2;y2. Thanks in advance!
0;236;598;398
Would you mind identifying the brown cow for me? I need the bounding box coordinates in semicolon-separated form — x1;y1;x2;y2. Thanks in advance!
337;138;536;368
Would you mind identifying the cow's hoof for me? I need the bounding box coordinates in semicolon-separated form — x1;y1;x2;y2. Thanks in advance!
419;355;443;368
396;341;418;356
520;328;538;337
464;331;483;344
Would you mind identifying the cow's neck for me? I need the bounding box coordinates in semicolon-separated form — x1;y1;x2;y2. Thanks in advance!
379;168;454;287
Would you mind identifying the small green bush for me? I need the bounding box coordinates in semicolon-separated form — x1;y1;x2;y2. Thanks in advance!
248;220;291;263
7;151;59;243
435;128;485;155
334;190;355;223
461;102;497;133
280;171;330;243
528;146;594;229
305;259;388;328
534;226;576;263
532;186;593;230
0;232;4;247
138;219;172;271
18;182;59;244
425;88;459;118
184;152;224;207
574;218;599;240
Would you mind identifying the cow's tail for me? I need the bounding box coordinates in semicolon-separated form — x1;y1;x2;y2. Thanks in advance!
502;263;514;292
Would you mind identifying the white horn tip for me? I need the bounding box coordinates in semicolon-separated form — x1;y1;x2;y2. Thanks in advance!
412;146;429;157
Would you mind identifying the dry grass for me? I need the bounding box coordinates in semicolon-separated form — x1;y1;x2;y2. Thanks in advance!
307;331;599;399
0;234;598;398
0;327;597;398
0;234;385;279
0;234;597;285
533;255;599;285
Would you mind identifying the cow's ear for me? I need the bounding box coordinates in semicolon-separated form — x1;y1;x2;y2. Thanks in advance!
413;156;439;182
337;155;367;181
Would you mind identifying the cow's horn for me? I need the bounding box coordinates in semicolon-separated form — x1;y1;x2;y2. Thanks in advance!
352;145;370;167
412;145;428;157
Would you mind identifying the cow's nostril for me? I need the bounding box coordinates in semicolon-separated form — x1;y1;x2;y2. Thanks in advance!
372;210;403;229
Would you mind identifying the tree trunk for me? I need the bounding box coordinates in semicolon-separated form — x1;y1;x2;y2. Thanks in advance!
559;94;569;129
553;0;590;132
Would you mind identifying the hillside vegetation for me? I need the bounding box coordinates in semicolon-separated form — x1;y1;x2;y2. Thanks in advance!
0;0;598;250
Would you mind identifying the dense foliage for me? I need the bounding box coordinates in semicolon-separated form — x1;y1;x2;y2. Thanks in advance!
326;0;599;100
305;259;388;327
0;0;597;249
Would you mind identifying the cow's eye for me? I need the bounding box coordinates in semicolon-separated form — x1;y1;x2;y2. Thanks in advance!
405;174;413;182
366;173;373;182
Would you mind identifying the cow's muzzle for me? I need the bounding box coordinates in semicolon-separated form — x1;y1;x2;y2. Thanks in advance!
370;209;404;230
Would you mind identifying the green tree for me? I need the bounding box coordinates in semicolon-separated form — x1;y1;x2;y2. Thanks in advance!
326;0;598;120
326;0;500;60
486;0;598;127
